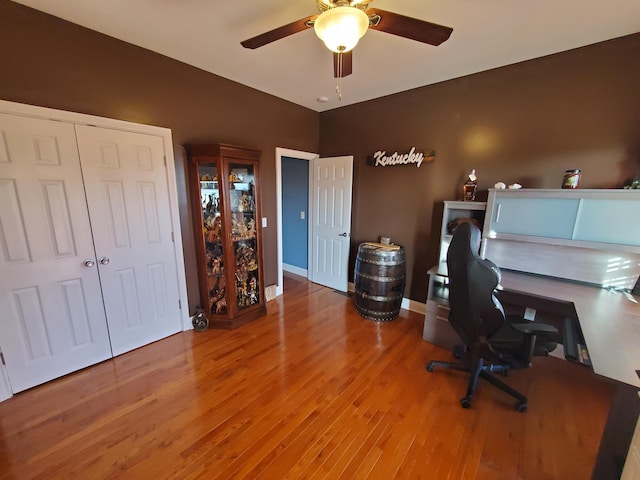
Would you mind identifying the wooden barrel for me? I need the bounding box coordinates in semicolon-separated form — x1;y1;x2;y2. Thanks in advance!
354;243;406;321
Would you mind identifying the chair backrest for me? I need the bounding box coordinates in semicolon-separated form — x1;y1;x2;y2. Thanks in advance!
446;222;505;345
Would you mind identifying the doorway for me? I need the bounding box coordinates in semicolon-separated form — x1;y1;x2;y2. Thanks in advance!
275;148;354;296
276;148;316;296
282;156;310;277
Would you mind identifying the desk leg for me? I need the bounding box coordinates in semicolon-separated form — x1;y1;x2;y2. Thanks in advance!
592;383;640;480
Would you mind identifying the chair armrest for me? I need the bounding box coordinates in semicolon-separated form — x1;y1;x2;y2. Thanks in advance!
510;322;558;335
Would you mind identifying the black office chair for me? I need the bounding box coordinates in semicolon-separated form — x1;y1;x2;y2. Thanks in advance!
426;223;558;412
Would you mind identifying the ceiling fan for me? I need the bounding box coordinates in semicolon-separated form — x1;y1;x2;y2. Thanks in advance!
241;0;453;80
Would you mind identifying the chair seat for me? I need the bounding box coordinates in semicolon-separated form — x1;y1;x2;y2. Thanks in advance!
489;314;556;357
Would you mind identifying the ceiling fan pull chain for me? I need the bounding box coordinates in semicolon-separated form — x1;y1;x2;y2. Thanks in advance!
336;49;343;100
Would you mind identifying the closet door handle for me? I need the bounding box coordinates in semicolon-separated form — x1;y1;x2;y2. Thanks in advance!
83;259;95;268
99;256;110;265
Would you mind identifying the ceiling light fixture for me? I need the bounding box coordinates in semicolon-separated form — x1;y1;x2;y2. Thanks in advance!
313;6;369;53
313;4;369;100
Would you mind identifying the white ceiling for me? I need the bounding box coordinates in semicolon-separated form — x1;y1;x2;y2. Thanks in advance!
13;0;640;112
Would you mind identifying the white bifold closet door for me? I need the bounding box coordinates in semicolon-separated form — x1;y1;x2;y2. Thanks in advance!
75;125;181;356
0;114;112;392
0;114;181;393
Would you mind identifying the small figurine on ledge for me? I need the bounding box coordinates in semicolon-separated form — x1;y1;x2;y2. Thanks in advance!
463;169;477;201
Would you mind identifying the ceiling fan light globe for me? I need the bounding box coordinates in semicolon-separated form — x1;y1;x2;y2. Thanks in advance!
314;6;369;53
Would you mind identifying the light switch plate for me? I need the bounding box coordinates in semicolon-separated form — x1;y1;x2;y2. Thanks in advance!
300;211;305;220
262;217;267;228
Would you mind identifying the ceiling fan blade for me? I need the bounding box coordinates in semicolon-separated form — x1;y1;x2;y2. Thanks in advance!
333;51;353;78
367;8;453;46
241;15;317;49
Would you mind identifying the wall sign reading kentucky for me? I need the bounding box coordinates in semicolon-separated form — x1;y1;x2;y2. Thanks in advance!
367;147;435;168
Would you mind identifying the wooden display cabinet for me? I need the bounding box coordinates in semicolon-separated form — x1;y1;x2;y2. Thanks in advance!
185;144;266;329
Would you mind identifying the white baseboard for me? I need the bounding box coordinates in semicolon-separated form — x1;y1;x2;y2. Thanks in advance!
265;284;278;301
0;356;13;403
283;263;308;277
401;298;427;315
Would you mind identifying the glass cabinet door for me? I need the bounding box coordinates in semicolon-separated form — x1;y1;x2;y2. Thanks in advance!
198;164;226;315
227;163;260;310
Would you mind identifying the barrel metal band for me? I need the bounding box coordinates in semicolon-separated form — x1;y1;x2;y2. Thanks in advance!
355;271;405;282
358;257;403;266
355;304;398;321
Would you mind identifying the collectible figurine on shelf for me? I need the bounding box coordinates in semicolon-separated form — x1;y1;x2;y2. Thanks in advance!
236;245;255;270
215;297;227;314
209;276;222;300
240;193;252;212
231;216;240;240
249;277;258;305
247;218;256;238
211;256;223;276
205;194;213;213
237;219;249;239
205;215;222;243
210;286;226;314
237;281;248;308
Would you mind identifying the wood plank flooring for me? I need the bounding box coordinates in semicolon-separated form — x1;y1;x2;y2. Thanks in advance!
0;273;614;479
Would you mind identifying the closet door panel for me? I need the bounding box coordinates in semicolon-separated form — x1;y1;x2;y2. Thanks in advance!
0;114;112;393
75;125;181;356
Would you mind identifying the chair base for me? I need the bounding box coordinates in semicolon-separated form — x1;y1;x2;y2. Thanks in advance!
426;357;528;412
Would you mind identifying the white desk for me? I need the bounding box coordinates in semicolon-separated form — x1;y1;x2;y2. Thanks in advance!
498;270;640;389
497;270;640;480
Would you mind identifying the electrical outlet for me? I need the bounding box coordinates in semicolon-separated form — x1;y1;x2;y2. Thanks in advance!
300;211;305;220
524;307;536;321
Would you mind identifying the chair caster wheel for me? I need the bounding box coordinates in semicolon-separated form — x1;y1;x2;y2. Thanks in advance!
426;363;435;373
460;397;472;409
516;402;527;413
192;310;209;331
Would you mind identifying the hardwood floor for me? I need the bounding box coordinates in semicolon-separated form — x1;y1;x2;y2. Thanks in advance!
0;273;614;479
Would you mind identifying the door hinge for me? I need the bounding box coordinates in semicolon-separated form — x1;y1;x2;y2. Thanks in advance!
163;155;167;166
178;299;182;310
171;231;175;242
0;352;5;366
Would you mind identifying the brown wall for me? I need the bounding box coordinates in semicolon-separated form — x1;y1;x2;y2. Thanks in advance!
320;33;640;301
0;1;319;311
2;1;639;308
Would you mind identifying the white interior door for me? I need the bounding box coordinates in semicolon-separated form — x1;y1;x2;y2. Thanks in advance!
75;125;182;356
0;114;112;393
309;156;353;292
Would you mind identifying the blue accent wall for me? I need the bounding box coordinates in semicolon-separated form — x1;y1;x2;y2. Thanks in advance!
282;157;309;269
